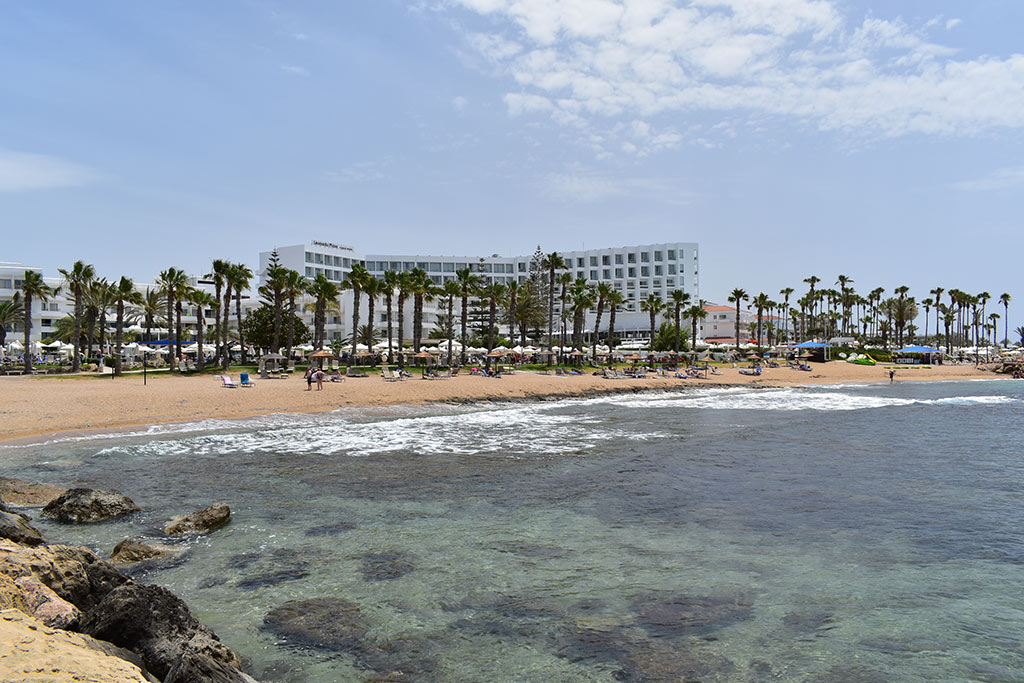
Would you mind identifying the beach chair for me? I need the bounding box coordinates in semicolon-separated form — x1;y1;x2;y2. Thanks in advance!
220;375;238;388
381;366;403;382
239;372;255;387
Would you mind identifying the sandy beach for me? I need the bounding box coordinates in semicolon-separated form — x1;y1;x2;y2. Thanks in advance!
0;362;995;445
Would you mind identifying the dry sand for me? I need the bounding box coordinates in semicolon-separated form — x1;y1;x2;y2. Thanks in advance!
0;363;994;445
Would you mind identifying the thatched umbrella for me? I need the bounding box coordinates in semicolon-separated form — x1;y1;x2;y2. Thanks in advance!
308;348;334;369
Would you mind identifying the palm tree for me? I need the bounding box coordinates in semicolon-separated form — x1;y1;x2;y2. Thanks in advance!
569;280;595;355
396;271;413;367
605;290;625;365
835;275;854;335
205;260;229;364
543;252;567;358
0;293;22;348
20;271;54;374
921;298;933;344
361;274;386;350
112;277;142;376
1000;293;1011;347
752;292;770;348
640;293;664;368
592;282;614;363
87;278;116;358
157;268;188;371
988;313;1000;347
505;280;519;345
557;272;572;362
456;268;480;366
803;276;820;336
344;264;369;364
382;270;399;363
58;260;95;372
306;274;341;350
779;287;794;342
443;279;461;367
480;282;506;362
669;289;690;354
408;268;436;354
136;288;165;344
688;303;707;350
226;263;253;366
186;288;217;371
281;269;308;361
727;288;749;352
1015;325;1024;346
261;256;289;354
930;287;945;339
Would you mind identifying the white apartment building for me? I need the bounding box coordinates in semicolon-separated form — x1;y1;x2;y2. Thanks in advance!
260;240;700;344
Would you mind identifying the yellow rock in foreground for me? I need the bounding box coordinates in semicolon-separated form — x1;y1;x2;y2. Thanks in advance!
0;609;158;682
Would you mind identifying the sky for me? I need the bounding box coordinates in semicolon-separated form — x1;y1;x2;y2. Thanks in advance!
2;0;1022;335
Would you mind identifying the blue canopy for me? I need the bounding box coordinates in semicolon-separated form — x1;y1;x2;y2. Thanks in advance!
793;341;831;348
896;345;942;354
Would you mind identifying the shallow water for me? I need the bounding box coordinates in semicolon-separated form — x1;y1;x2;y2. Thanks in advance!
4;380;1024;681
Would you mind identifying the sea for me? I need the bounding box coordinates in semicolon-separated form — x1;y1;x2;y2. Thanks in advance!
2;379;1023;682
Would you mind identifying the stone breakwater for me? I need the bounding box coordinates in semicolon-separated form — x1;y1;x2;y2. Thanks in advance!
0;482;256;683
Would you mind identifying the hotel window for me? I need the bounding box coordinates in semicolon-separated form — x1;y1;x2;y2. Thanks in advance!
668;264;676;275
0;279;11;288
305;267;313;277
315;268;323;276
518;262;526;272
304;252;313;263
627;281;635;288
343;258;351;268
654;251;663;261
640;280;649;288
403;262;414;271
495;264;506;273
653;279;661;288
49;303;59;311
602;255;611;265
641;266;649;277
314;253;323;264
627;253;636;263
654;265;663;276
640;252;650;262
576;258;584;267
615;254;623;264
590;270;598;280
14;279;23;288
667;249;676;260
628;267;636;277
390;261;400;271
577;271;584;280
429;262;441;272
333;256;341;266
666;278;675;287
42;319;52;326
590;256;598;266
603;269;610;279
443;262;455;272
480;264;492;273
416;262;427;270
615;268;623;278
431;276;441;285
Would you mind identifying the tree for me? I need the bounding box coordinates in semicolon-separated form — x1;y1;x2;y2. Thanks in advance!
395;271;412;367
605;290;625;365
921;298;934;344
669;289;690;354
557;272;572;362
205;259;228;364
21;271;55;374
241;306;310;351
226;263;253;366
344;264;369;364
505;280;519;344
727;288;749;352
443;279;461;367
1000;293;1011;347
687;303;707;350
779;287;794;342
512;280;545;348
543;252;567;359
835;275;854;335
640;293;664;368
112;277;142;376
569;279;594;353
0;293;22;348
480;283;506;363
930;287;945;339
260;251;288;354
382;270;399;363
752;292;770;348
157;267;189;371
988;313;1000;347
58;260;95;372
408;268;436;354
361;274;384;358
280;269;308;362
456;268;481;366
136;288;165;344
306;274;341;350
186;288;217;371
593;282;614;363
1016;326;1024;346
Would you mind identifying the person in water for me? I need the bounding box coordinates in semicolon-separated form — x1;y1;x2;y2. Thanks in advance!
889;369;896;383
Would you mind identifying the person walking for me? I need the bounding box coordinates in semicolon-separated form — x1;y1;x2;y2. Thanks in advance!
889;368;896;383
304;366;313;391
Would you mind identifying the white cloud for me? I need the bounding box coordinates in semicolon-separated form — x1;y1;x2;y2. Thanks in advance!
280;64;310;77
452;95;468;111
945;18;961;31
293;32;309;40
323;163;386;184
450;0;1024;151
951;166;1024;191
540;165;696;203
0;149;98;192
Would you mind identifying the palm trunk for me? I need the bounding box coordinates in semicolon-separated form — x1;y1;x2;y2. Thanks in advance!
235;292;246;364
460;294;468;365
607;307;617;366
413;294;423;353
197;310;206;372
167;293;176;371
222;285;233;370
72;288;82;372
272;291;282;354
386;295;394;363
350;287;361;365
447;295;454;368
286;296;296;361
114;300;124;376
175;301;183;362
365;295;376;350
649;312;657;369
593;303;605;363
213;283;222;364
23;294;32;374
397;292;407;368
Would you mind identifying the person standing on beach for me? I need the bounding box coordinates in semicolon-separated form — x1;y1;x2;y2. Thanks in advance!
304;366;313;391
315;368;325;391
889;369;896;383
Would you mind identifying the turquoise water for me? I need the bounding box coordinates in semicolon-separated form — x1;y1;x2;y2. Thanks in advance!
3;380;1023;681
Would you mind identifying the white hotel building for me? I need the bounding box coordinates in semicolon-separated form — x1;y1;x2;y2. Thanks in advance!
260;240;700;344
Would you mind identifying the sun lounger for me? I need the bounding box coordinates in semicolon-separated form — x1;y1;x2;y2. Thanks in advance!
381;366;403;382
346;367;369;378
219;375;238;388
239;372;255;387
738;367;762;376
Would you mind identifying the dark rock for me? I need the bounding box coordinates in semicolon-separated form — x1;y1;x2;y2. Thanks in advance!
0;477;66;506
41;488;141;523
165;503;231;535
197;576;227;589
81;582;242;681
633;593;752;637
165;633;259;683
225;552;261;570
263;597;368;652
110;539;173;566
781;611;837;633
357;552;414;581
305;521;356;537
617;640;734;681
237;568;310;590
0;542;130;612
557;627;629;665
0;509;46;546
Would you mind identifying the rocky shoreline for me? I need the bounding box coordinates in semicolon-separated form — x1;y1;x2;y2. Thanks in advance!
0;478;255;683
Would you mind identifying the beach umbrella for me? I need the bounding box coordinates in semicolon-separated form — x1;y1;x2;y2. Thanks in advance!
487;349;505;358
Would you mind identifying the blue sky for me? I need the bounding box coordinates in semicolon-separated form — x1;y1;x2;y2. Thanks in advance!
2;1;1022;333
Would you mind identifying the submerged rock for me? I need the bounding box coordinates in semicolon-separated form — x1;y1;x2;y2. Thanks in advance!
42;488;141;523
110;539;175;566
0;477;66;506
237;568;310;591
305;521;356;537
263;597;368;652
357;552;415;581
632;593;753;637
165;503;231;535
0;508;46;546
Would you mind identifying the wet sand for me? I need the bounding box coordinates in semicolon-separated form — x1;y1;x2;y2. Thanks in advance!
0;363;994;445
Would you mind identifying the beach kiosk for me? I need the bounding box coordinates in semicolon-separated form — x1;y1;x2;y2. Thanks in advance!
792;341;832;362
894;345;943;365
